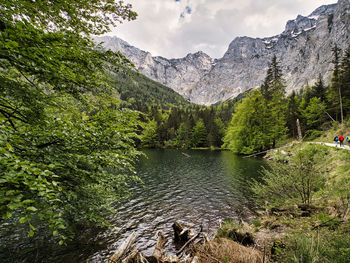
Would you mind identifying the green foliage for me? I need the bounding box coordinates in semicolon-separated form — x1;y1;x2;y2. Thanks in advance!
0;0;137;35
141;119;158;148
1;96;141;239
252;144;329;205
0;0;142;241
224;89;287;154
139;104;233;149
113;71;191;110
224;90;266;154
174;122;193;148
224;56;287;154
191;119;208;147
300;97;326;130
325;150;350;219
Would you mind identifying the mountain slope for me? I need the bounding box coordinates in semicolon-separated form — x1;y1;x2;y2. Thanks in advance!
97;0;350;105
112;71;192;110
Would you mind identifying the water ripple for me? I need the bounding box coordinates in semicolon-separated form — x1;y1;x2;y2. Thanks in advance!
88;149;264;262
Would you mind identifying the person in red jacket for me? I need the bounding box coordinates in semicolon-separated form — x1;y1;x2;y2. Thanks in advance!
339;135;344;147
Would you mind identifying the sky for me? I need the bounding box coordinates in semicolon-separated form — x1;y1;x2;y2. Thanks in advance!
109;0;338;59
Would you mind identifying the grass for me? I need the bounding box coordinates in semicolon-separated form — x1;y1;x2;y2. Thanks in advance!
215;122;350;262
194;238;263;263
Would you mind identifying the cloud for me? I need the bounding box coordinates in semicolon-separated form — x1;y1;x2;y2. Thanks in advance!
109;0;338;59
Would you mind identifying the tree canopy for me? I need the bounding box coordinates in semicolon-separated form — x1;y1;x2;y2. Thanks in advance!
224;56;287;154
0;0;141;243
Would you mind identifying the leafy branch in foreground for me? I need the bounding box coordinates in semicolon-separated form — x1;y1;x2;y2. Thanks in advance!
0;0;141;242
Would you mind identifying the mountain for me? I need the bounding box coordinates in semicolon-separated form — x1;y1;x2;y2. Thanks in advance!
111;70;192;110
96;0;350;105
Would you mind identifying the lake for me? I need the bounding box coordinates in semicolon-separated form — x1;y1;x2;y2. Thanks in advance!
0;149;265;263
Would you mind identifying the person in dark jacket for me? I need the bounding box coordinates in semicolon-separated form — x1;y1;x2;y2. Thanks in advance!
334;136;339;147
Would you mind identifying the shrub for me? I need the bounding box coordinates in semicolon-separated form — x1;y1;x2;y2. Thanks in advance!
252;144;329;206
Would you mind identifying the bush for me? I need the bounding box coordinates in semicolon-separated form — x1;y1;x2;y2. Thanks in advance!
305;129;323;140
252;144;329;206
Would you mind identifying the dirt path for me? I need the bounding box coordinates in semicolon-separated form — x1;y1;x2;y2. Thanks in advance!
310;142;350;150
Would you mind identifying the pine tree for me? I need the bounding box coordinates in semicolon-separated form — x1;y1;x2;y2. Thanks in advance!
191;119;208;147
261;55;287;148
339;45;350;119
311;75;327;102
260;55;285;101
330;44;343;122
286;91;300;138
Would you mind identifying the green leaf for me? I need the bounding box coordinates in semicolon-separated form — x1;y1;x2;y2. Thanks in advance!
8;202;19;210
29;230;34;237
19;217;28;223
26;206;38;212
3;211;12;219
53;230;59;236
59;240;64;246
6;142;14;152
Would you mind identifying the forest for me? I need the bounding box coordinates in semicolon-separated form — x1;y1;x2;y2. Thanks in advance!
137;47;350;153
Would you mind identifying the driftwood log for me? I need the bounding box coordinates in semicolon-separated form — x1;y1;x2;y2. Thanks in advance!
153;232;168;259
108;232;137;263
147;231;168;263
134;252;150;263
107;222;210;263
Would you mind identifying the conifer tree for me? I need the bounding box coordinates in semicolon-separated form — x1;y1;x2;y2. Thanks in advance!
286;91;300;138
260;55;285;101
339;45;350;119
329;44;343;122
311;75;327;102
191;119;208;147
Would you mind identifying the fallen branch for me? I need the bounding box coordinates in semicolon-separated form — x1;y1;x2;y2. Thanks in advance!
108;232;137;263
152;231;168;261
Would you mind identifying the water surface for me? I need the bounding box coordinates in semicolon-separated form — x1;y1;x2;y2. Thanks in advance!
89;149;265;262
0;149;265;262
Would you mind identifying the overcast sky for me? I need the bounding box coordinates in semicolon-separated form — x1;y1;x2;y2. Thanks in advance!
108;0;338;59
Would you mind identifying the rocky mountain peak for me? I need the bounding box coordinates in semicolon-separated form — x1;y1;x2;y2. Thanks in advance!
282;15;316;36
309;3;337;17
96;0;349;105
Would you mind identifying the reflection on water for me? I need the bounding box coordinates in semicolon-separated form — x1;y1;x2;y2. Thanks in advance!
0;149;265;263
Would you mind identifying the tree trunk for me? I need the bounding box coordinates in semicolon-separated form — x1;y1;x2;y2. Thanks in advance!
172;221;191;243
297;119;302;143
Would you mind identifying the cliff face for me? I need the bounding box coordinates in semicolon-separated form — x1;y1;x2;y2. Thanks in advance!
96;0;350;105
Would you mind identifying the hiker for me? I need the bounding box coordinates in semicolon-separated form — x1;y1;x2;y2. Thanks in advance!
346;135;350;146
339;135;344;147
334;136;339;147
